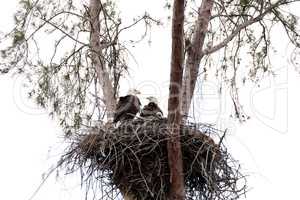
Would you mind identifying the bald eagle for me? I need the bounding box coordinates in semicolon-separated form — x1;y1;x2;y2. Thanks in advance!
113;90;141;123
140;96;163;118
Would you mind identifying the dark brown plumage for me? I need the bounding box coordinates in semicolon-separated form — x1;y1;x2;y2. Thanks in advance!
113;95;141;123
140;102;163;118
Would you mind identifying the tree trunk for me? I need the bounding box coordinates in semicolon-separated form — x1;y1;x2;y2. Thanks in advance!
181;0;214;118
167;0;185;199
89;0;116;120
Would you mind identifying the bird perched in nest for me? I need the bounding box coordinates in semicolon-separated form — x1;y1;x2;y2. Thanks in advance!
140;96;163;118
113;89;141;123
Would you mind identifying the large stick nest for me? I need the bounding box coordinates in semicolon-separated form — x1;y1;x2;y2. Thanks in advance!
60;118;246;200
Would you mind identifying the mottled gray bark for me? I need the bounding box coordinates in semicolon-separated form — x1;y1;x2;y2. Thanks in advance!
89;0;116;120
181;0;214;118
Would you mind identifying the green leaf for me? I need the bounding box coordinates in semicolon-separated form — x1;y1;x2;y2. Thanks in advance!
20;0;32;9
13;31;25;45
240;0;249;7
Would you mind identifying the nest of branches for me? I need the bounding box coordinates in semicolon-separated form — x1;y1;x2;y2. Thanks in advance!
60;118;246;200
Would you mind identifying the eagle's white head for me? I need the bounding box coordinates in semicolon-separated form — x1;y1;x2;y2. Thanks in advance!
146;96;159;104
128;89;141;96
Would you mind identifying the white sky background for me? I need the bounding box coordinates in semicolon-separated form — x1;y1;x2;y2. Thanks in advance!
0;0;300;200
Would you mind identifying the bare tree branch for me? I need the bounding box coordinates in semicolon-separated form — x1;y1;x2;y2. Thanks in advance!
181;0;299;118
202;1;284;56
